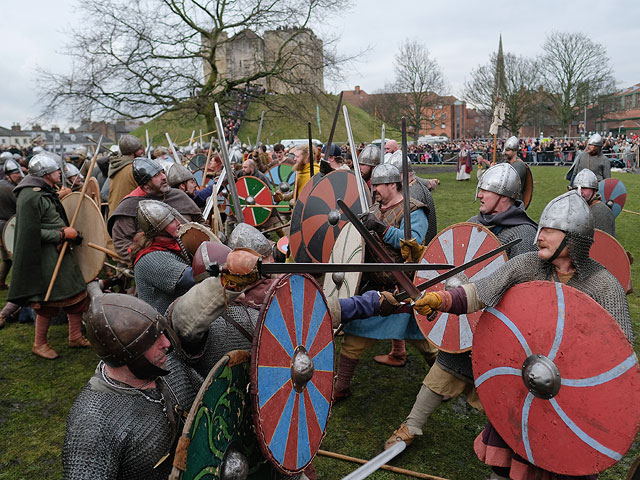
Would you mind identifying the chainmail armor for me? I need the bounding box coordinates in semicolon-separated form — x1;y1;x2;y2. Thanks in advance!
590;201;616;237
63;354;198;480
410;177;437;244
436;220;539;382
475;250;633;342
135;250;189;316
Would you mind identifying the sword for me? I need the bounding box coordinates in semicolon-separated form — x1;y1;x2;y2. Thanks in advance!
324;91;343;167
401;117;411;241
256;110;264;146
343;105;369;212
188;130;195;148
165;132;180;163
394;238;521;303
380;123;386;164
337;199;423;300
341;441;406;480
214;105;245;224
145;129;151;158
308;121;314;176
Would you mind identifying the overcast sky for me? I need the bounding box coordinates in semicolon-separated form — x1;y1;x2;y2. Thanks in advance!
2;0;638;130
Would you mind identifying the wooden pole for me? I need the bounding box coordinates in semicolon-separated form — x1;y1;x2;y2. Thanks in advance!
200;136;215;188
87;242;124;262
261;222;290;234
175;128;217;146
623;208;640;216
317;449;449;480
44;136;103;301
492;133;497;165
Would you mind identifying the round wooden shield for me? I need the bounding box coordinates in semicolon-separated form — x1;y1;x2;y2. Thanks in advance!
170;350;276;480
522;163;534;209
230;176;273;227
2;215;16;258
268;164;296;189
276;236;289;256
598;178;626;218
188;153;208;172
300;170;369;263
289;174;324;263
590;229;632;294
322;222;365;301
413;223;508;353
85;177;102;208
251;274;334;474
473;281;640;476
61;192;107;283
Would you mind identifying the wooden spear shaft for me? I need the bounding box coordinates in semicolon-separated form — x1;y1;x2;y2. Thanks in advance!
317;449;449;480
87;242;124;262
200;136;215;189
623;208;640;216
44;137;103;301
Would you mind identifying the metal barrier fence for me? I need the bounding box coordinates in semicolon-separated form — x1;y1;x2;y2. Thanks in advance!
409;150;628;167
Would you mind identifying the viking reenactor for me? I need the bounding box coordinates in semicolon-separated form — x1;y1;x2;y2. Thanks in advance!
456;143;472;181
107;134;145;215
570;168;615;237
384;139;399;162
568;133;611;185
333;163;436;399
293;145;317;195
62;250;262;480
385;163;538;450
165;163;212;208
238;158;273;188
107;158;203;262
409;190;632;480
502;136;528;197
7;154;90;359
63;163;84;192
356;143;381;186
0;159;22;289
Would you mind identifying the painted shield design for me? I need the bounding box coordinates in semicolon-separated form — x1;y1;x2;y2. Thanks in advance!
289;174;324;263
61;192;108;283
590;229;632;294
473;281;640;476
322;222;365;301
170;350;276;480
251;274;334;474
598;178;626;218
230;176;273;227
300;170;368;263
268;164;296;188
2;215;16;258
276;236;289;256
413;223;507;353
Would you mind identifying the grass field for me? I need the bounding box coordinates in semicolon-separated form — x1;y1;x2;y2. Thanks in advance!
0;166;638;479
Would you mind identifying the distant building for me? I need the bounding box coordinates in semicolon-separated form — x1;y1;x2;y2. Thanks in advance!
592;83;640;136
204;27;324;94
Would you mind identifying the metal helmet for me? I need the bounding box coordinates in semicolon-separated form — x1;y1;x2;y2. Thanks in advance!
230;148;243;164
0;151;12;161
28;154;60;177
387;150;413;174
572;169;598;190
119;134;144;156
476;163;521;200
534;191;593;243
503;136;519;153
588;133;603;147
84;288;171;379
137;199;185;236
166;163;194;187
12;153;21;160
358;144;381;167
228;223;272;258
370;163;401;185
132;157;164;186
73;146;88;157
3;158;23;176
32;146;44;154
192;241;232;282
63;162;84;180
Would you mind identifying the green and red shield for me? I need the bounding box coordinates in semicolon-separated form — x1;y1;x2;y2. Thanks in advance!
229;176;273;227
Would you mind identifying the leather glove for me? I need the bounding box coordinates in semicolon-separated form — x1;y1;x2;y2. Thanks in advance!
359;212;387;236
221;248;260;291
400;238;426;263
412;292;443;317
273;191;284;203
57;187;72;200
60;227;83;245
379;291;401;316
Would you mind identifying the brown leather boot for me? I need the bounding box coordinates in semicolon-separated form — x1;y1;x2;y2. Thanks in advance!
68;336;91;348
374;340;407;367
32;343;59;360
384;422;415;450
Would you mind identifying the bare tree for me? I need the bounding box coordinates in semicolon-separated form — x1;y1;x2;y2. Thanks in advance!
37;0;349;132
540;31;616;135
390;40;447;139
463;52;541;136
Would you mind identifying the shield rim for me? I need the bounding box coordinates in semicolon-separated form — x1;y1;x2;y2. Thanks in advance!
590;228;632;294
2;215;16;258
322;222;365;300
414;222;507;353
522;163;534;209
231;175;273;227
598;178;626;218
250;273;334;475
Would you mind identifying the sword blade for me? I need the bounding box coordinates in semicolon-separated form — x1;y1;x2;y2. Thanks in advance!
394;238;521;302
214;114;245;224
401;117;411;241
343;105;369;212
324;91;343;163
258;261;454;275
337;199;422;299
380;123;386;164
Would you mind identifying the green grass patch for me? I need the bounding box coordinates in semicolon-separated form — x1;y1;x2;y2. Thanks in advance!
0;166;638;479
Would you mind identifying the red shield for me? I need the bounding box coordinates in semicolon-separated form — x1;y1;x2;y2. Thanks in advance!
414;223;507;353
473;281;640;475
251;274;334;474
590;229;632;294
289;174;323;263
231;176;273;227
598;178;626;218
